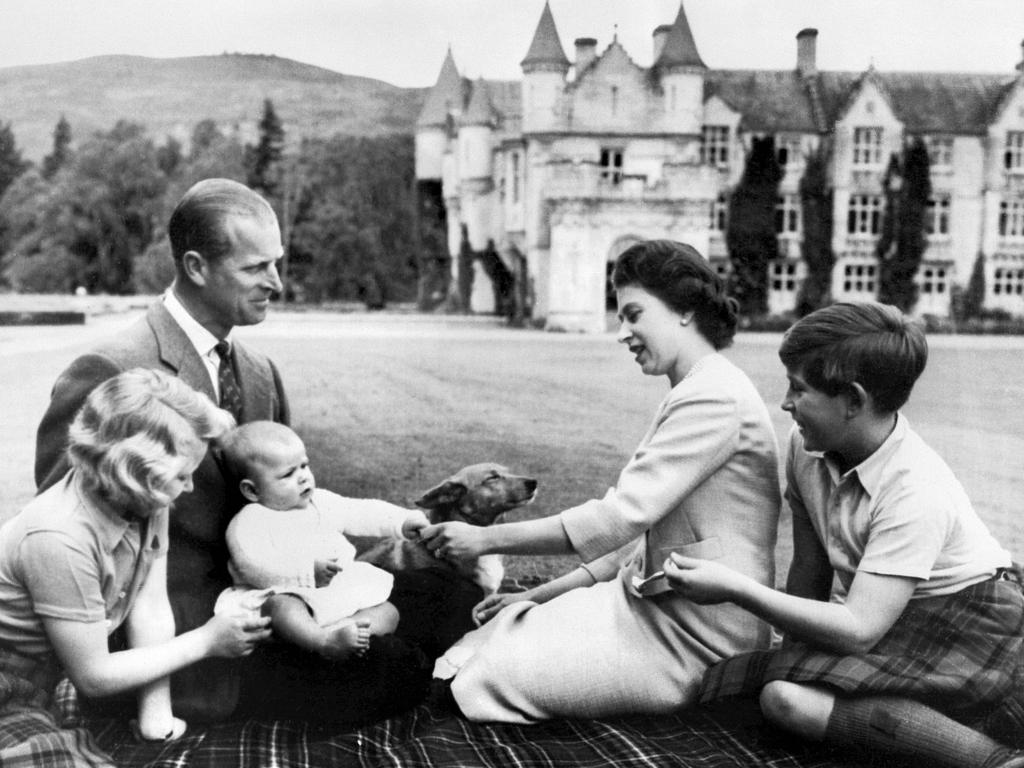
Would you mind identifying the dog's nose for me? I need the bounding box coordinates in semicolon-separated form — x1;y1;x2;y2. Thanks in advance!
525;479;538;493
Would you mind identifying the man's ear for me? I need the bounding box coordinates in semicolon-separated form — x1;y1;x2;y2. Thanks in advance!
845;382;870;418
239;478;260;503
180;250;208;287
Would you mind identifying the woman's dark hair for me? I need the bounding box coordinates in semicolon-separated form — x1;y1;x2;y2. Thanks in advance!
612;239;739;349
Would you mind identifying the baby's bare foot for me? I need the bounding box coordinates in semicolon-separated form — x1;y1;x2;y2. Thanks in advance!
320;620;371;660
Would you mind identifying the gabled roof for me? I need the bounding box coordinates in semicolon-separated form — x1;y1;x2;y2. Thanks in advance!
814;70;1016;134
655;3;706;70
704;70;816;132
702;67;1017;136
417;48;466;128
521;1;570;71
461;78;496;126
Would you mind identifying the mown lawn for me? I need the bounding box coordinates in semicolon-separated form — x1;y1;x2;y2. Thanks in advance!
5;310;1023;588
238;314;1024;587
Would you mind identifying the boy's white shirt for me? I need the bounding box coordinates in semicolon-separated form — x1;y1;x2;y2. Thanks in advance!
785;414;1011;602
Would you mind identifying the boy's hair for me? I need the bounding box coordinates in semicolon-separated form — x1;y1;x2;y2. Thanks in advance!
68;368;234;513
219;421;302;482
612;239;739;349
779;301;928;413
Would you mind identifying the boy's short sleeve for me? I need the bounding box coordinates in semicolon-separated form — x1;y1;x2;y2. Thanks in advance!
856;485;949;579
20;530;107;622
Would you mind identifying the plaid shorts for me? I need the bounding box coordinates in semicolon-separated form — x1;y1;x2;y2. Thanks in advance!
700;576;1024;728
0;645;115;768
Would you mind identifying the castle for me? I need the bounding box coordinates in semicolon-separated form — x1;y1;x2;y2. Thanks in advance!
414;2;1024;331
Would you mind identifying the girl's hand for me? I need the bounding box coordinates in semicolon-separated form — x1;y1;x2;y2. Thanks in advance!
663;553;741;605
314;558;342;587
402;511;430;540
419;521;484;562
472;590;534;626
202;612;272;658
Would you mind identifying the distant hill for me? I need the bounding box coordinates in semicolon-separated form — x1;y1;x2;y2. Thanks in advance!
0;53;427;161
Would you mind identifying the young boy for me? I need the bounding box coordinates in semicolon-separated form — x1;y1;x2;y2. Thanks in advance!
665;302;1024;768
216;421;429;660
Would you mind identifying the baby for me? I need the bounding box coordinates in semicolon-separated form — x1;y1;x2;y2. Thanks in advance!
216;421;428;660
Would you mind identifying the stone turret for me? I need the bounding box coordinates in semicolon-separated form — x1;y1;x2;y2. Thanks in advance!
655;2;706;134
416;48;463;180
459;79;495;182
521;1;569;133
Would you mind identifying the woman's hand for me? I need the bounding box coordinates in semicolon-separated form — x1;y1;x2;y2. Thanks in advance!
663;553;742;605
472;590;535;626
419;521;486;562
201;612;272;658
314;558;342;587
401;511;430;540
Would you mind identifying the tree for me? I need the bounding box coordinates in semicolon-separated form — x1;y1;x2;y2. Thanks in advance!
156;135;184;177
795;143;835;316
288;135;419;304
725;135;782;317
876;138;931;312
41;115;72;180
0;122;29;200
956;252;986;321
3;121;167;294
247;99;285;196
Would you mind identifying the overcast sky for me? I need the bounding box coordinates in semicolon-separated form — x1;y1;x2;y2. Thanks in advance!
3;1;1024;87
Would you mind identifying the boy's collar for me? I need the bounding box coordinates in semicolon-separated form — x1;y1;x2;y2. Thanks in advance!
826;414;907;495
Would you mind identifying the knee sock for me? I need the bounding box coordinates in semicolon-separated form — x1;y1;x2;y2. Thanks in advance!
825;696;1020;768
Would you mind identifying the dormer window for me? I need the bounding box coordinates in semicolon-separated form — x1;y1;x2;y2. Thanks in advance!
852;127;883;166
1004;131;1024;171
925;136;954;169
701;125;730;166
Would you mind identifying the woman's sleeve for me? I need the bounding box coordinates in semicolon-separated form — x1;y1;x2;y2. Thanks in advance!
561;391;740;564
20;531;107;622
226;508;315;589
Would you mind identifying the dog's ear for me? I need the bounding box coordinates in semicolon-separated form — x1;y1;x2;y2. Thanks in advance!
415;479;467;510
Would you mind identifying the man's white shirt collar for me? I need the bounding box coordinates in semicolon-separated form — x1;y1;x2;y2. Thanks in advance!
163;288;229;356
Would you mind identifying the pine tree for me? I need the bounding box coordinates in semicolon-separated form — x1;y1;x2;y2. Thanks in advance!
725;135;782;317
795;143;835;316
247;99;285;195
877;138;930;311
0;121;29;199
41;115;72;180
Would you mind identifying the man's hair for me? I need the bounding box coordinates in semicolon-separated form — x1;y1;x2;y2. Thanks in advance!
779;301;928;413
612;239;739;349
168;178;276;264
219;421;302;482
68;368;234;513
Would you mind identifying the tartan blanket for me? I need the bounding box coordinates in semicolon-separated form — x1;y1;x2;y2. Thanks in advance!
59;684;887;768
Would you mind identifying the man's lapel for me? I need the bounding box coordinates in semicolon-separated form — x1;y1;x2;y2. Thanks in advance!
232;342;272;421
146;302;217;402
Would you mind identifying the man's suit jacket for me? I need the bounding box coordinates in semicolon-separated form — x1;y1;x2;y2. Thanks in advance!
35;301;289;719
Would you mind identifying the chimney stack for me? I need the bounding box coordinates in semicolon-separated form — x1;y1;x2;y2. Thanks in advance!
797;28;818;78
575;37;597;72
652;24;673;63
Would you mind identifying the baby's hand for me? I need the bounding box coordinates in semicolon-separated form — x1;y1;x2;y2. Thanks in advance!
402;511;430;540
314;558;342;587
472;591;532;626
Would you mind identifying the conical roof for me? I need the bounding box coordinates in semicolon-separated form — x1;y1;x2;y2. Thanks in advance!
656;2;706;70
417;47;464;127
520;1;570;71
461;79;495;126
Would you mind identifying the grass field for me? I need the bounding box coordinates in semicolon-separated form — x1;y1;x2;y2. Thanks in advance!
4;308;1024;588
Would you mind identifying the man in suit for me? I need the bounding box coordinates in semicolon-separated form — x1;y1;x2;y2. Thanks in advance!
36;178;290;720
